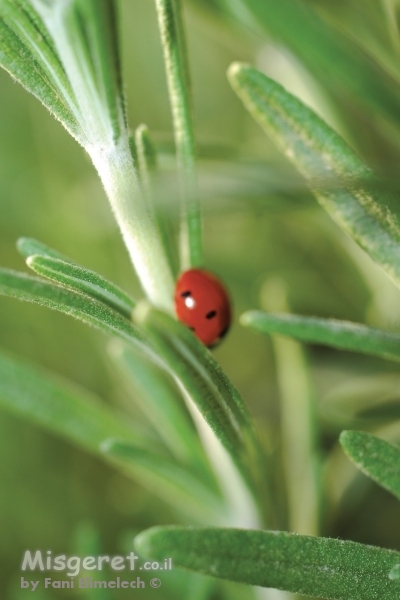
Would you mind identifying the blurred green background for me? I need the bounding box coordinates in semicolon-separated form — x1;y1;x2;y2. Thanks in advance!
2;0;400;598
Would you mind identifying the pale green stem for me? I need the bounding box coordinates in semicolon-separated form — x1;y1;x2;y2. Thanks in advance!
155;0;202;269
263;279;320;536
31;1;174;309
90;138;174;312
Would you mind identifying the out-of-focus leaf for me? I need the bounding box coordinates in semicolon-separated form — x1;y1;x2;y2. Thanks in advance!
340;430;400;501
320;374;400;430
73;522;112;600
17;237;73;263
109;341;210;472
155;0;202;269
135;526;400;599
0;268;143;347
102;440;225;523
133;303;269;515
231;0;400;129
0;347;148;453
241;311;400;362
228;64;400;290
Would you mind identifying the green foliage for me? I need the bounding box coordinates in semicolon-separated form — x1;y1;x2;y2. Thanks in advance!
27;255;135;319
109;341;206;468
135;526;400;599
340;430;400;501
154;0;202;269
102;440;224;523
0;267;144;347
132;302;270;519
228;63;400;291
2;1;400;598
234;0;400;129
241;311;400;362
0;347;147;454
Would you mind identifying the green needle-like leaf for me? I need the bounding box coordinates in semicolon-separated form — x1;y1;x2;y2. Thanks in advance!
1;2;175;310
241;311;400;363
135;526;400;599
110;341;209;470
0;268;143;347
134;125;177;278
0;347;148;454
18;236;135;317
234;0;400;130
26;255;135;319
17;236;74;263
133;303;270;522
228;64;400;290
0;0;83;141
340;430;400;501
102;440;224;523
155;0;202;269
72;0;125;140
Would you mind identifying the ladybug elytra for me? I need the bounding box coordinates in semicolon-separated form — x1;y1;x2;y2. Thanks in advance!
174;268;231;347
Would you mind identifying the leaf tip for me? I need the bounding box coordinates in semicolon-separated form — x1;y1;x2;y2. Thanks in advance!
16;237;33;258
389;564;400;580
339;430;352;449
239;311;252;327
227;62;251;85
134;526;163;559
26;255;36;269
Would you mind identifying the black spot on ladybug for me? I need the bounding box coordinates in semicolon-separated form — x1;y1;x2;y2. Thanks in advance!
189;326;195;331
219;326;229;339
181;291;191;297
206;310;217;320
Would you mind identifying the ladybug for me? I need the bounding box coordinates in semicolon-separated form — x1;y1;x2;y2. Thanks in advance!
174;268;232;347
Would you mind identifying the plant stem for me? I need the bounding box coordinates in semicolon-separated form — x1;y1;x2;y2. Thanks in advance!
263;279;321;536
90;138;174;312
155;0;202;270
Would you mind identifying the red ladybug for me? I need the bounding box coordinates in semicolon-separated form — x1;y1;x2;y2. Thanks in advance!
174;268;232;347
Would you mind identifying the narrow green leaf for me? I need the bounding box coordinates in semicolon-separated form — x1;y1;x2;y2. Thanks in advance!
109;340;209;470
134;124;177;278
30;0;124;144
234;0;400;129
228;64;400;290
17;236;73;262
135;526;400;599
241;310;400;363
73;522;113;600
135;123;157;185
272;332;320;535
0;347;148;454
340;430;400;501
0;1;82;141
102;440;224;523
155;0;202;269
0;268;143;347
1;2;175;311
69;0;125;140
26;255;135;319
320;374;400;430
133;303;271;522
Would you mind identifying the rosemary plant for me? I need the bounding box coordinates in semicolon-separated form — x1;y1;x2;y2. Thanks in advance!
1;1;400;599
